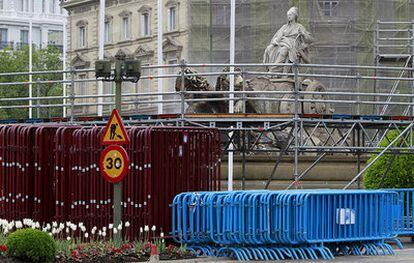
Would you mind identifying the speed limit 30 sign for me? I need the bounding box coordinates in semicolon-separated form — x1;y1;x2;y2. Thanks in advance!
100;145;129;183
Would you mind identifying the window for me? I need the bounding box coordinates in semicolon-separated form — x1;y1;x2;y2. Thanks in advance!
320;0;338;16
48;30;63;49
20;30;28;44
140;63;150;93
122;17;130;40
0;0;4;10
104;82;112;98
42;0;46;13
78;74;87;105
50;0;56;14
79;26;86;48
0;28;7;42
18;0;29;12
78;74;87;95
213;4;228;25
141;13;150;37
104;21;112;43
168;6;177;31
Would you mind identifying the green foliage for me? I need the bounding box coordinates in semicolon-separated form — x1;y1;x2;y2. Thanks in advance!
0;45;63;119
6;228;57;263
363;130;414;189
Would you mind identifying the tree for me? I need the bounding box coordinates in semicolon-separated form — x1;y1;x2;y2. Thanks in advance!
0;45;63;119
363;129;414;189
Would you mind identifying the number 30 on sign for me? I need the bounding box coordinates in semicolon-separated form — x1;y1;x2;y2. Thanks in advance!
100;145;129;183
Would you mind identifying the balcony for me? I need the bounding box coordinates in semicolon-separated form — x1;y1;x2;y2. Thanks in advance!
47;44;64;52
0;42;64;53
0;41;14;50
0;10;67;24
15;42;29;50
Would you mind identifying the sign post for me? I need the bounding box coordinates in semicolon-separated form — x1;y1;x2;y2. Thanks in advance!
96;51;140;246
112;54;124;245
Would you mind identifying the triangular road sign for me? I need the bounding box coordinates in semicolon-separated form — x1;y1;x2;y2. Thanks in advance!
101;109;130;145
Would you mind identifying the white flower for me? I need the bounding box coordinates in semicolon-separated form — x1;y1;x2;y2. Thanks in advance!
66;236;71;241
59;223;64;230
91;228;96;235
102;227;107;232
144;225;149;232
35;222;40;229
46;223;51;230
70;225;77;231
66;228;70;234
78;222;84;228
117;224;122;231
23;219;32;226
108;224;113;230
151;225;156;231
160;232;164;238
80;226;86;232
102;231;107;237
49;233;52;236
52;222;58;228
52;228;57;235
15;221;23;229
140;227;143;233
84;233;89;238
3;228;8;235
125;221;130;228
98;230;102;236
113;228;118;234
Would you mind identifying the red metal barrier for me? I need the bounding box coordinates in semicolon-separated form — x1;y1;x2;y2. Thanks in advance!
0;124;221;239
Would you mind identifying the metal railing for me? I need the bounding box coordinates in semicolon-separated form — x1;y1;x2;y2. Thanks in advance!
0;62;413;119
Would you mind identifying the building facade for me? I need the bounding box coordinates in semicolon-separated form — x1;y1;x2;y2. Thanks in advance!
0;0;67;50
62;0;187;115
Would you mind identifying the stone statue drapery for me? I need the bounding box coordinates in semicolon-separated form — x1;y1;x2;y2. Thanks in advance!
263;7;313;74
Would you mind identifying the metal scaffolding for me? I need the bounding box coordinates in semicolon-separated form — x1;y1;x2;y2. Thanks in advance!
1;22;414;190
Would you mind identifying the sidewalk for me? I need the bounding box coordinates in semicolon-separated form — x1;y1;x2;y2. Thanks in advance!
162;239;414;262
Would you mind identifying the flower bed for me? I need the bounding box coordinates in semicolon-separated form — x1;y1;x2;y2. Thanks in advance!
0;219;193;262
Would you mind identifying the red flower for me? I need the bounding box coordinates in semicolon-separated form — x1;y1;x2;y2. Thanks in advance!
166;244;176;251
142;243;152;251
77;245;85;251
71;250;79;259
0;245;7;252
122;243;132;250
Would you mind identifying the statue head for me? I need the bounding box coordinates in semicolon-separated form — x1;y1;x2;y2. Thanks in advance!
287;7;299;22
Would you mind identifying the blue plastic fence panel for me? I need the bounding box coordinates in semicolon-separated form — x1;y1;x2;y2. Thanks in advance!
171;190;399;246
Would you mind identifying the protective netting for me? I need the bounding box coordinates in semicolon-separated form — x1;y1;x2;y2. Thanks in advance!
187;0;414;115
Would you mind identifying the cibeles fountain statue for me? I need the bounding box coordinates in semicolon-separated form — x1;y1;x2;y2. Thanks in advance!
263;6;313;74
246;6;333;115
175;6;333;116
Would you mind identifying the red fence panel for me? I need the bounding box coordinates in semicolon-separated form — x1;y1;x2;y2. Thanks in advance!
0;124;221;239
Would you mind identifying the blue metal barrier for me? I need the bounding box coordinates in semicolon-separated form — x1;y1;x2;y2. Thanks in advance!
172;189;400;261
386;188;414;236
